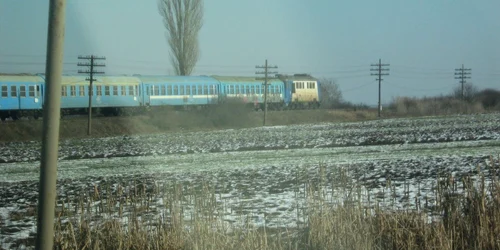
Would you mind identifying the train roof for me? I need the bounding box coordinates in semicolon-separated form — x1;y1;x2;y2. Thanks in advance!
277;74;318;81
135;75;220;84
0;74;44;83
59;75;142;86
211;75;283;84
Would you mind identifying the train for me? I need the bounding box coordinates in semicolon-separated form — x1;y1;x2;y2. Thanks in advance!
0;73;321;121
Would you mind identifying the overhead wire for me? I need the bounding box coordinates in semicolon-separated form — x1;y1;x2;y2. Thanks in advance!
383;81;456;92
341;80;376;92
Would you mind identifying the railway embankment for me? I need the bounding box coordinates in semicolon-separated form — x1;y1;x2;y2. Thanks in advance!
0;109;377;142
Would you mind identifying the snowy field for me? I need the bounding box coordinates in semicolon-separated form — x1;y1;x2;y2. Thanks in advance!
1;113;500;248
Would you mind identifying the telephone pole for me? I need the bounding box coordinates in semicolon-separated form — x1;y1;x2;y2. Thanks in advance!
78;55;105;135
256;59;278;126
370;58;390;118
454;64;471;100
36;0;66;250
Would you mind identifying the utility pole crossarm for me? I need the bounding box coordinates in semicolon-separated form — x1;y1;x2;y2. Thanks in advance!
78;55;106;135
454;64;472;100
370;58;390;118
255;59;278;127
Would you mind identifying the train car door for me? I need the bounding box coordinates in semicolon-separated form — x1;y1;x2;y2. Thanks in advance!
284;81;293;105
19;84;43;110
141;84;151;106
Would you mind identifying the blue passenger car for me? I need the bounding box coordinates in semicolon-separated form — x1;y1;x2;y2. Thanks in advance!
213;75;285;109
137;75;220;107
0;74;44;120
59;75;143;116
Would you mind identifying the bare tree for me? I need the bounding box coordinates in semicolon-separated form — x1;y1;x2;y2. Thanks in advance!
318;78;343;108
158;0;204;76
452;82;478;102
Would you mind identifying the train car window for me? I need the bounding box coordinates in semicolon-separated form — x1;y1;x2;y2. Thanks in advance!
105;86;110;96
70;86;76;96
155;86;160;96
128;86;134;96
174;85;178;95
192;85;196;95
28;86;35;97
161;85;166;95
20;86;26;97
61;86;66;97
79;86;85;96
179;85;185;95
186;85;191;95
214;85;218;94
136;86;140;96
96;86;102;96
1;86;7;97
203;85;208;95
121;86;126;96
10;86;17;97
167;85;172;95
113;86;118;96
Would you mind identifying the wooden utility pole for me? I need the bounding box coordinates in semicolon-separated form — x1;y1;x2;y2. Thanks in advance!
36;0;66;249
78;55;105;135
454;64;471;100
370;59;390;118
256;59;278;126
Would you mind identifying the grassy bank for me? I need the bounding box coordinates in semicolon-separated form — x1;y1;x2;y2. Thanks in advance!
0;105;378;142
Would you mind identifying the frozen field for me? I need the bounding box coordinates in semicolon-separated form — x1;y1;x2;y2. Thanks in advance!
1;113;500;248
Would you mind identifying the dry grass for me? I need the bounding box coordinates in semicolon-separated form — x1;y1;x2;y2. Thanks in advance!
388;96;486;117
3;156;493;249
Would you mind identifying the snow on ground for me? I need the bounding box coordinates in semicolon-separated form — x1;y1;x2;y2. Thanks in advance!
0;113;499;164
1;113;500;249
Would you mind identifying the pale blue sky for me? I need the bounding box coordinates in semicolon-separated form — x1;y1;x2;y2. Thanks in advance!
0;0;499;105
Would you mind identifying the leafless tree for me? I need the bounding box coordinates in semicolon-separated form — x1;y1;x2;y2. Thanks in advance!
452;82;478;102
318;78;343;108
158;0;204;76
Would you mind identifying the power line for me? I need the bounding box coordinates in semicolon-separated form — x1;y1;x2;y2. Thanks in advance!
0;61;78;65
341;80;376;92
384;81;455;92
